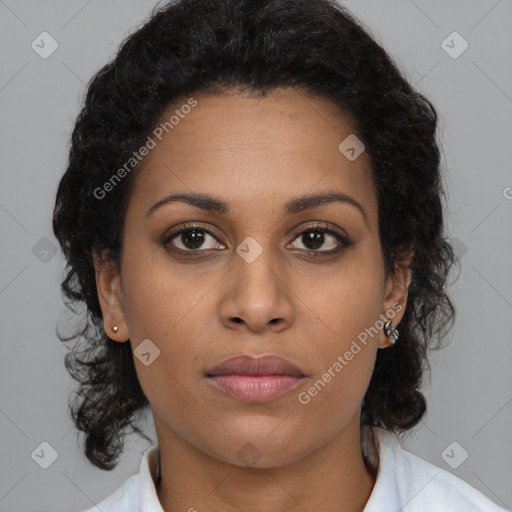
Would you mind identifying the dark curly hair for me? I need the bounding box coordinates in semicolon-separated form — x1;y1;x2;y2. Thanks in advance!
52;0;459;471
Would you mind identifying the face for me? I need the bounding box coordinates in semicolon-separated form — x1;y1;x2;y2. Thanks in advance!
94;87;411;468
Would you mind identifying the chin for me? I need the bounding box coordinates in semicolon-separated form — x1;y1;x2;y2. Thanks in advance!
204;428;313;469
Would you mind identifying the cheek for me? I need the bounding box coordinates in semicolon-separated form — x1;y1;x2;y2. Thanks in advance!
298;254;384;350
302;339;377;404
293;256;382;400
295;272;380;423
120;241;214;342
119;246;217;396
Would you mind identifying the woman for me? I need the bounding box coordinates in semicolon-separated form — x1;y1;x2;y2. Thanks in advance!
52;0;509;510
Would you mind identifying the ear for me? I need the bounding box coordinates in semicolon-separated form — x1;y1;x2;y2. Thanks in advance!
378;246;414;349
93;249;129;342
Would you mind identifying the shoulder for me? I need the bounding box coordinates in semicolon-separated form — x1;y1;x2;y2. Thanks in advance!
79;473;139;512
397;444;508;511
79;444;162;512
364;427;510;512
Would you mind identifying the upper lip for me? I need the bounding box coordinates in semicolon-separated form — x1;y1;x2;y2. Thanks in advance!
205;354;305;377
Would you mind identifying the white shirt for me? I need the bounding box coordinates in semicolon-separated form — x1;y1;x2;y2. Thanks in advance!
81;426;509;512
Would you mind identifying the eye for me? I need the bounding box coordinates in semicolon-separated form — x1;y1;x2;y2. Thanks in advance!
287;222;352;256
162;221;352;259
163;223;226;255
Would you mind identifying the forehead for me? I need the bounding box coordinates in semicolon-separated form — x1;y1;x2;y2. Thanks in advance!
129;87;377;227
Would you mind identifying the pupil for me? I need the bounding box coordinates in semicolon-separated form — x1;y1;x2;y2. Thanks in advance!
183;229;205;249
303;230;323;249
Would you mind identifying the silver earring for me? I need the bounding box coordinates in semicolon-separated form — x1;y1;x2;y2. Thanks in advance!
383;320;399;345
112;325;119;333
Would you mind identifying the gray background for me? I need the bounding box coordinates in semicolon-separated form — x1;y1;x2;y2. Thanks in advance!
0;0;511;511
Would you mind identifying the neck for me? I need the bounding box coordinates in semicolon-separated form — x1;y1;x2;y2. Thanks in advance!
154;416;377;512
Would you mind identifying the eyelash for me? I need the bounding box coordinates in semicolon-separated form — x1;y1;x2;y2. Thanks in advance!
162;222;353;259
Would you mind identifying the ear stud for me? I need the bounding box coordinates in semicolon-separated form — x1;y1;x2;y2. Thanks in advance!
383;320;399;346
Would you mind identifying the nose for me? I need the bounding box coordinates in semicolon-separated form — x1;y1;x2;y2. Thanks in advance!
219;249;295;334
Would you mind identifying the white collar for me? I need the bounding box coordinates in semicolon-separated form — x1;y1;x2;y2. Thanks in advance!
138;443;164;511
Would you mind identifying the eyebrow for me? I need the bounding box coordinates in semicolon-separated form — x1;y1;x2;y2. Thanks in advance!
146;190;368;226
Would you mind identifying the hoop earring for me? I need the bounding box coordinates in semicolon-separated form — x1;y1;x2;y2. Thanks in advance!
383;320;399;346
112;325;119;334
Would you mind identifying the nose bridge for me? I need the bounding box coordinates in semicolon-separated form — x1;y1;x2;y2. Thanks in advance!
234;234;283;301
220;233;294;331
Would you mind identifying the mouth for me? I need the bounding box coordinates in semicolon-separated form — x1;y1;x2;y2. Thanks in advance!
204;354;306;403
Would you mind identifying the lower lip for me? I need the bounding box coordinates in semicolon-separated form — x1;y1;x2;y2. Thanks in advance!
206;374;304;403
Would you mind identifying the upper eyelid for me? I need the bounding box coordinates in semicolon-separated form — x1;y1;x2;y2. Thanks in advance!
166;223;224;242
